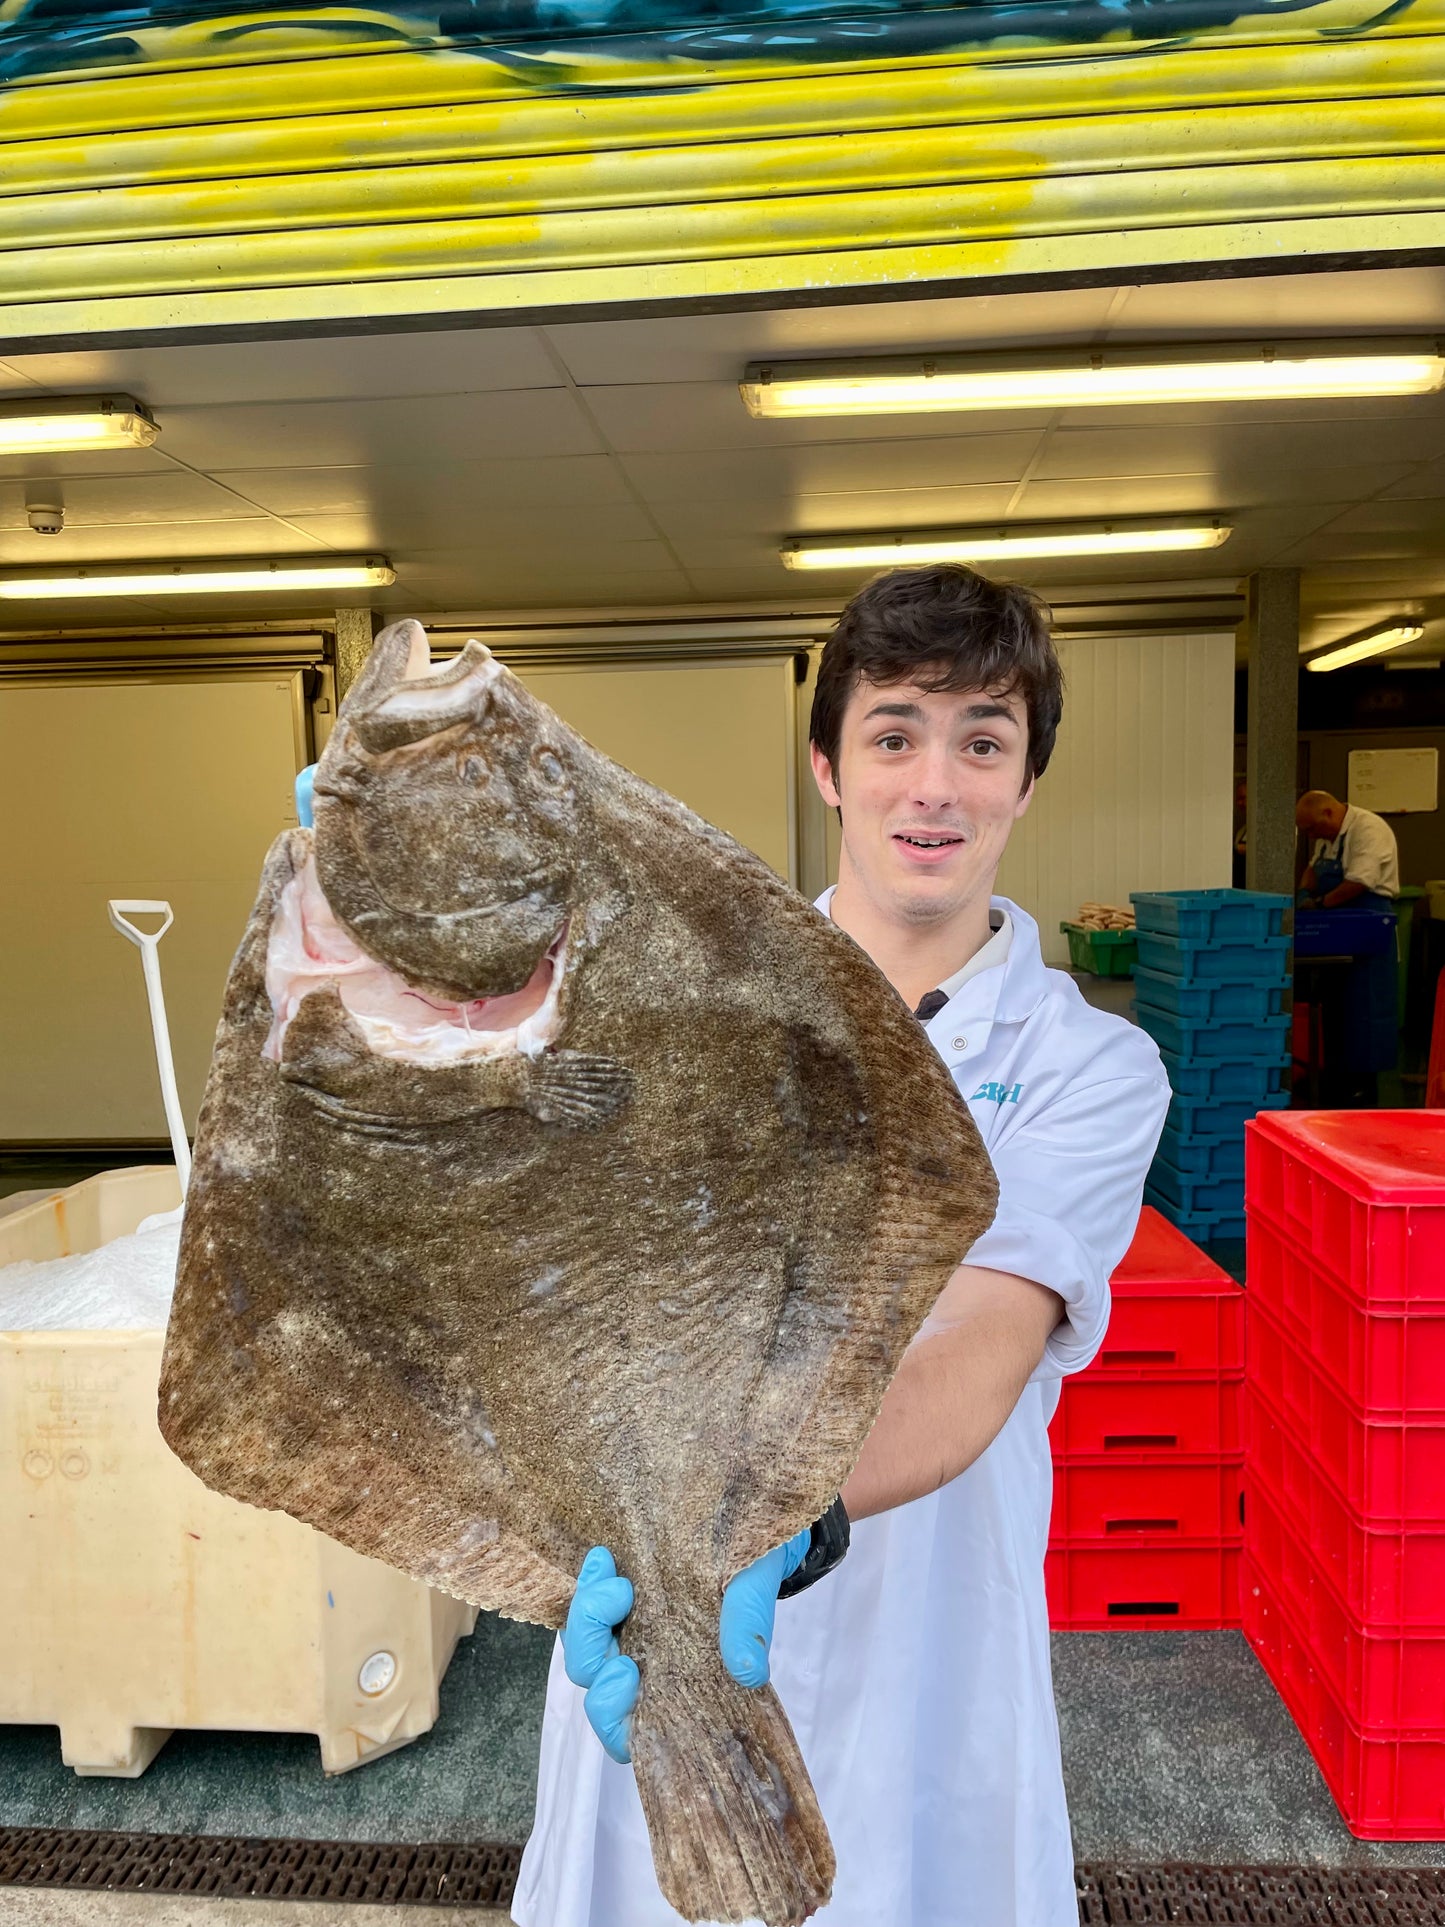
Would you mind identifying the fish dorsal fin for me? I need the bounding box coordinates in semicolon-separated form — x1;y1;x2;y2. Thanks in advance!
345;622;500;753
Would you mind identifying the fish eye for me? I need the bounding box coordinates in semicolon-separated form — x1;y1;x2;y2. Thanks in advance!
458;752;489;786
532;747;567;786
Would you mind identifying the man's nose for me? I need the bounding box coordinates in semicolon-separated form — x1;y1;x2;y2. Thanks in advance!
910;745;960;809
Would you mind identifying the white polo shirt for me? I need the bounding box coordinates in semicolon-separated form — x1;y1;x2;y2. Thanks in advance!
513;896;1170;1927
1310;804;1400;898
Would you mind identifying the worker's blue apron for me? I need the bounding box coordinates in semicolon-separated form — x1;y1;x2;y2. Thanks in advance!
1309;848;1397;1072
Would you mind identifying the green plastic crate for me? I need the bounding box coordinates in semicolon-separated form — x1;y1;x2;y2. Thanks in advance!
1060;922;1137;978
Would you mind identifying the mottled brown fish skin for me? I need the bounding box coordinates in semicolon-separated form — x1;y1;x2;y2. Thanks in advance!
159;618;998;1926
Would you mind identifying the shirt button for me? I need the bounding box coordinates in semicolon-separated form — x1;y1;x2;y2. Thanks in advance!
952;1037;967;1051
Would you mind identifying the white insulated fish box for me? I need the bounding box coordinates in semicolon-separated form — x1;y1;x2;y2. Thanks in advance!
2;1166;476;1777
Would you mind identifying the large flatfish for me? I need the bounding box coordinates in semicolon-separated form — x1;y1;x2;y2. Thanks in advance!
159;619;997;1926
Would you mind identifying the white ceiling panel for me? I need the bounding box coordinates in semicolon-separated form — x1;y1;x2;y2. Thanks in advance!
1035;417;1445;483
580;379;1053;452
155;390;601;471
1;326;562;406
1113;267;1445;337
0;471;273;530
0;445;175;483
617;435;1042;505
280;499;662;554
0;518;298;565
208;455;636;517
544;287;1123;386
1017;464;1416;520
647;483;1020;540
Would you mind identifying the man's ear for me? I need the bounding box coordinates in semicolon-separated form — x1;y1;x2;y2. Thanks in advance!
1013;773;1036;822
810;740;842;810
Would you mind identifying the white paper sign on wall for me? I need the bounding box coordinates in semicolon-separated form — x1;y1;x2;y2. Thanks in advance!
1348;747;1439;815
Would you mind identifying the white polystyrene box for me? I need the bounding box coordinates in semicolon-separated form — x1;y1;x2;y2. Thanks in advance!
1;1166;477;1777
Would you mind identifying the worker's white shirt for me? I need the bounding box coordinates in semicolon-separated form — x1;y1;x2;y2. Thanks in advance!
1310;804;1400;898
512;896;1170;1927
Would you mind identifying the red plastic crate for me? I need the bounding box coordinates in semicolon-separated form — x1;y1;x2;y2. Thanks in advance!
1050;1375;1242;1459
1246;1111;1445;1310
1047;1542;1241;1630
1243;1559;1445;1839
1248;1386;1445;1631
1094;1207;1243;1376
1248;1216;1445;1418
1247;1477;1445;1734
1051;1458;1244;1545
1250;1297;1445;1525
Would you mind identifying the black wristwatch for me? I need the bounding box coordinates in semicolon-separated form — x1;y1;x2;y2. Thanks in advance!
778;1494;850;1599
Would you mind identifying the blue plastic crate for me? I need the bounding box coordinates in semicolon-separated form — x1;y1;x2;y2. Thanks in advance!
1134;929;1293;984
1143;1182;1248;1245
1164;1088;1290;1139
1131;889;1289;947
1158;1049;1288;1101
1134;1003;1292;1062
1146;1155;1244;1217
1155;1119;1246;1180
1134;967;1287;1025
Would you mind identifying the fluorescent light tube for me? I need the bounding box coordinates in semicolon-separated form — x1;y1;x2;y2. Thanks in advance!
0;395;159;451
781;522;1231;570
742;341;1445;417
0;557;395;599
1304;621;1425;673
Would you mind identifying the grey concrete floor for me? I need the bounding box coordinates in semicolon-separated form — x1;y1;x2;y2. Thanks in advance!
1056;1632;1445;1868
0;1896;507;1925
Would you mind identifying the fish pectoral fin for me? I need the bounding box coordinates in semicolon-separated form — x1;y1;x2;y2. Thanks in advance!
526;1050;633;1128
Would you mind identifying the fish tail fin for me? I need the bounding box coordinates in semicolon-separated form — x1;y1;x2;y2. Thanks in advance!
631;1668;834;1926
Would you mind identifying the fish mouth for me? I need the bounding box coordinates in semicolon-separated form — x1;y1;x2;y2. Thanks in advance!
264;855;572;1068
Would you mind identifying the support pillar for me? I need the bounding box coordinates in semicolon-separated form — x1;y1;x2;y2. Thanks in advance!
333;607;380;702
1241;569;1300;900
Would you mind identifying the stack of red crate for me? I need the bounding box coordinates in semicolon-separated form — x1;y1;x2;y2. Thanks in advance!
1047;1206;1244;1630
1244;1110;1445;1839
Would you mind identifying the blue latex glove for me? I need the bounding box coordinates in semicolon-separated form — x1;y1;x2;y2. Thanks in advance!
562;1529;812;1763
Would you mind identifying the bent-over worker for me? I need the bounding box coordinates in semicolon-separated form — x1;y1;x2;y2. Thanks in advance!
512;563;1171;1927
1296;790;1399;910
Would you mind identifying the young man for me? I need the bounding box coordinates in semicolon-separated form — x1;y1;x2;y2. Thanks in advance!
513;564;1170;1927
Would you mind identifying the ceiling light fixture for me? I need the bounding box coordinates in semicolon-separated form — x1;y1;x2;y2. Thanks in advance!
1304;619;1426;673
741;340;1445;417
781;520;1232;571
0;556;395;599
0;394;159;452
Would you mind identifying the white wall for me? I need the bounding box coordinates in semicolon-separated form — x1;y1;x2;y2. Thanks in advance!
997;632;1236;967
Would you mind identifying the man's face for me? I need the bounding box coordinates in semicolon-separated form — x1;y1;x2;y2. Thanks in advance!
810;673;1034;925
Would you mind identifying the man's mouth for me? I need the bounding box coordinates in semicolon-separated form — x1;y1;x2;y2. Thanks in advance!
895;833;965;850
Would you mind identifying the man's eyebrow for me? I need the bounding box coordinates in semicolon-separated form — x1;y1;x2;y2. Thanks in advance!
861;700;925;723
962;701;1018;724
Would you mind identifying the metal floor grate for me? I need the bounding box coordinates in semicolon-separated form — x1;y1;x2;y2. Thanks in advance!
1077;1862;1445;1924
0;1828;523;1907
4;1834;1444;1918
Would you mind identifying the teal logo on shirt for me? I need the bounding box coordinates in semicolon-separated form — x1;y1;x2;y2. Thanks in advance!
971;1080;1024;1106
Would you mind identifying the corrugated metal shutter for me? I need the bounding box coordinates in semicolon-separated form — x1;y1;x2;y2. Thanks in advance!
0;2;1442;341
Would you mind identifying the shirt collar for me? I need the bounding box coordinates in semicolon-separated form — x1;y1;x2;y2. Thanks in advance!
813;889;1049;1027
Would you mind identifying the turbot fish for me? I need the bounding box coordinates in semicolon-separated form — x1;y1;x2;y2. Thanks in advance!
159;619;998;1926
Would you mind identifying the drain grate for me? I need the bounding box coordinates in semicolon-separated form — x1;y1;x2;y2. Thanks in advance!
0;1828;523;1906
3;1835;1444;1918
1077;1862;1445;1924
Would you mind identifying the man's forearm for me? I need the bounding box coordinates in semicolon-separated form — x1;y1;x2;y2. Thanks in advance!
1322;878;1368;909
840;1265;1064;1523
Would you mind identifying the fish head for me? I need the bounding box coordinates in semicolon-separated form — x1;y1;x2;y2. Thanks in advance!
311;619;585;1002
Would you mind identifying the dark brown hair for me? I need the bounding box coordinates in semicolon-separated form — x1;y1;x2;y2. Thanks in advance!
809;564;1063;789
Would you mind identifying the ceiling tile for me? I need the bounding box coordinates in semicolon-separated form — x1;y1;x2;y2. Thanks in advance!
580;380;1052;453
1036;417;1445;482
0;518;290;566
4;328;562;407
648;483;1019;540
156;390;601;471
620;436;1040;506
546;287;1121;385
282;498;661;554
1017;465;1415;520
208;455;635;517
1110;266;1445;338
0;471;275;530
0;445;174;482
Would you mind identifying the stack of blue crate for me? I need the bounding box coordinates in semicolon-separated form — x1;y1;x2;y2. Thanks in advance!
1129;889;1293;1243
